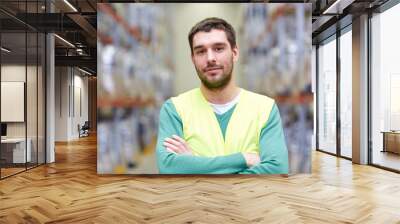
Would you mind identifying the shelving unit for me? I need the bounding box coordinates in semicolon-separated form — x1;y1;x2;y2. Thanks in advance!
240;4;313;173
97;3;174;174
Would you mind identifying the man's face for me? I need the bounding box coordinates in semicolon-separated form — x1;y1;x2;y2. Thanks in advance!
191;29;239;90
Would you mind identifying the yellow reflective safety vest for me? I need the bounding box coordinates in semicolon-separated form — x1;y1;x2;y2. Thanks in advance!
171;88;274;157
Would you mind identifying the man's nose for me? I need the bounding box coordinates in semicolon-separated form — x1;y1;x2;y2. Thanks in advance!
206;49;216;63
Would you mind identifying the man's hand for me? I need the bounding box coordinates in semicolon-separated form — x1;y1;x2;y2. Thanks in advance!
163;135;193;155
242;153;260;167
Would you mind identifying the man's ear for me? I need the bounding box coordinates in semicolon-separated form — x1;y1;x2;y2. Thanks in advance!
232;45;239;62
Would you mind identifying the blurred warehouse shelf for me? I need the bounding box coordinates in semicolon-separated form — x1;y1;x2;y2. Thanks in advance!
97;3;173;174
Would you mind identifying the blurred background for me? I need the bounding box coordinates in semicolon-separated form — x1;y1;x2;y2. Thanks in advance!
97;3;312;174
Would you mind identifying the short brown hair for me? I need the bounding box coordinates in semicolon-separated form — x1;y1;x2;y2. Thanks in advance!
188;17;236;54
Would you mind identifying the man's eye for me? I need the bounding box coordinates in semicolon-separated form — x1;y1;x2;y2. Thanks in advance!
215;47;224;52
196;50;205;55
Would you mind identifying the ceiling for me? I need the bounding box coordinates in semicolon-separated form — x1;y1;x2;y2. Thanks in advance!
309;0;389;43
0;0;97;74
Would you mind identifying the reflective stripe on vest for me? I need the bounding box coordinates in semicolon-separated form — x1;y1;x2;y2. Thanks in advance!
171;88;274;157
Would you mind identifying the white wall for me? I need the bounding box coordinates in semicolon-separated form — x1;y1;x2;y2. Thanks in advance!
1;65;26;81
1;65;38;138
1;65;26;140
55;67;89;141
55;67;68;141
72;72;89;138
1;64;46;164
1;66;25;128
171;3;244;95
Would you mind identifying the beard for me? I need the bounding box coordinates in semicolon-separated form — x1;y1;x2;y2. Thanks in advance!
195;61;234;90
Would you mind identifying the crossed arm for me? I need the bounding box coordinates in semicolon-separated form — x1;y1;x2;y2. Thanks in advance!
155;100;289;174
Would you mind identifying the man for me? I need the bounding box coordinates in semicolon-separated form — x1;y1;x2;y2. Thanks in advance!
156;17;288;174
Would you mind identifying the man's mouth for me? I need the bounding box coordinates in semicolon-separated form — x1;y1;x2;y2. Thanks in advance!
205;67;222;72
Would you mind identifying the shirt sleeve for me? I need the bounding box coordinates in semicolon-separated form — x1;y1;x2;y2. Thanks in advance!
239;103;289;174
156;100;248;174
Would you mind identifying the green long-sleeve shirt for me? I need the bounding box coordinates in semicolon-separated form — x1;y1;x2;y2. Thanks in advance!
156;99;289;174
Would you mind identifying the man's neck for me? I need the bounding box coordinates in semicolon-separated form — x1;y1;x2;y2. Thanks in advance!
200;82;240;104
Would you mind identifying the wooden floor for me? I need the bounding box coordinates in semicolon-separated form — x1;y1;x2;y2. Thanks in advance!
1;163;45;178
1;167;26;178
1;135;400;223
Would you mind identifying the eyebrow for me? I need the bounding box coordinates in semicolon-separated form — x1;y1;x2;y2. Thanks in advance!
193;42;228;51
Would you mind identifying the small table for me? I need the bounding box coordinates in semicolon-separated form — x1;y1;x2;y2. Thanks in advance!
1;138;31;163
381;131;400;154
